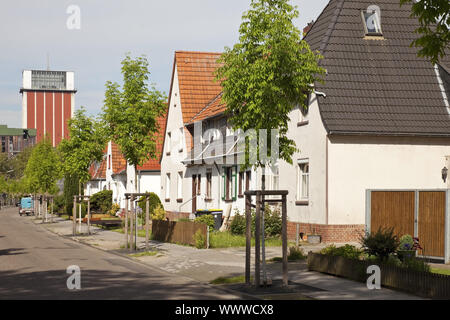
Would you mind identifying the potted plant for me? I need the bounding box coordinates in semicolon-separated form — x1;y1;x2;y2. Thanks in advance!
397;234;419;261
307;227;321;244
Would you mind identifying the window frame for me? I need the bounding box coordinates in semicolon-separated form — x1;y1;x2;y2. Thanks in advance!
361;10;383;36
296;159;309;204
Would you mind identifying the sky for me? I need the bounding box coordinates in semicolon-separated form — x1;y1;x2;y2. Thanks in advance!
0;0;330;128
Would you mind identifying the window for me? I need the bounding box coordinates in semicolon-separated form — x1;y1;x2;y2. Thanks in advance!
31;70;66;90
166;132;171;155
362;10;382;36
197;174;201;195
206;171;212;199
238;171;244;197
222;166;237;201
245;171;251;192
177;171;183;200
299;94;310;124
178;127;184;152
297;159;309;201
165;173;171;200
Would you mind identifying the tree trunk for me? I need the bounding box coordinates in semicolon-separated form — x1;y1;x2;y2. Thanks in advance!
78;182;82;233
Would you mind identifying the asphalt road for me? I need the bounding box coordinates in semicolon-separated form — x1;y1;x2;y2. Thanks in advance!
0;207;241;300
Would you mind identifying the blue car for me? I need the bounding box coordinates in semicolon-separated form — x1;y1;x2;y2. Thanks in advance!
19;197;34;216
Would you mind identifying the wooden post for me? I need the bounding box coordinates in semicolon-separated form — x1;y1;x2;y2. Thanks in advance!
125;197;129;249
145;196;149;251
245;194;251;285
255;191;261;287
72;196;76;236
87;198;91;235
282;194;288;287
130;195;134;251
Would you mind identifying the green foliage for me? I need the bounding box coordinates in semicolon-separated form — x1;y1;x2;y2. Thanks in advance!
320;244;365;260
398;234;415;251
63;174;81;216
230;211;247;235
288;246;306;261
195;214;215;231
215;0;325;169
229;207;281;237
90;190;113;213
137;192;163;219
360;227;400;262
152;204;166;221
53;195;65;213
193;229;206;249
58;107;107;185
101;54;167;192
23;136;61;195
400;0;449;64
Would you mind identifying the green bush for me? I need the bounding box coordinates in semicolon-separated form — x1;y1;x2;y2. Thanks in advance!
53;195;65;213
63;174;80;217
193;229;206;249
230;207;282;237
230;211;247;235
264;207;282;237
288;246;306;260
195;214;215;231
90;190;113;213
398;234;414;251
320;244;364;260
137;192;162;219
360;227;399;262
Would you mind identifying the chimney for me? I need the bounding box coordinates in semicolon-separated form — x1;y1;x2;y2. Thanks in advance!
303;20;314;37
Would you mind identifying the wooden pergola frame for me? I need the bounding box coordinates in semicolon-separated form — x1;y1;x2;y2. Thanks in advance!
124;193;151;252
73;195;91;236
244;190;289;287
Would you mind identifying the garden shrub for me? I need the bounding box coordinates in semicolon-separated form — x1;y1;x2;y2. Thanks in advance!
195;214;215;231
137;192;162;219
398;234;414;251
230;211;247;235
360;227;399;262
90;190;113;214
108;203;120;216
152;204;166;221
194;229;206;249
230;207;281;237
320;244;364;260
53;195;65;213
288;246;306;260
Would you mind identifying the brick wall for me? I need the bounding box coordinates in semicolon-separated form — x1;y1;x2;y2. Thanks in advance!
287;221;365;243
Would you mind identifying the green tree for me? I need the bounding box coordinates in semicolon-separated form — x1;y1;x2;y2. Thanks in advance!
101;54;167;193
59;107;107;187
215;0;325;171
24;136;61;195
400;0;449;64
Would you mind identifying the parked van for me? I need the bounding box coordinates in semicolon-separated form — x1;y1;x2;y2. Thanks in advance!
19;197;34;216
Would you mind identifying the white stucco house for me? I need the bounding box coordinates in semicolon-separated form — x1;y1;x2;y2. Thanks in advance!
161;0;450;243
85;114;167;209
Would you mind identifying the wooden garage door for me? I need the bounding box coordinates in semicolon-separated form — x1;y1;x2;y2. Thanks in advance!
418;192;445;258
371;191;415;237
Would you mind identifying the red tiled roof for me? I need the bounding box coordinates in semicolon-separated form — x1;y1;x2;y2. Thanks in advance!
88;158;106;180
175;51;223;124
187;92;226;124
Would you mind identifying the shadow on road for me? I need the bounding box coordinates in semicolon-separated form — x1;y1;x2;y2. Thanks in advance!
0;248;25;256
0;268;236;300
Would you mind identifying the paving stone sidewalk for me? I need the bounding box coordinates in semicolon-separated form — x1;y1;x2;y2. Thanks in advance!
31;215;422;300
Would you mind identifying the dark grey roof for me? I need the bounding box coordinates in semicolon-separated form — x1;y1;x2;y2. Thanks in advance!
305;0;450;136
